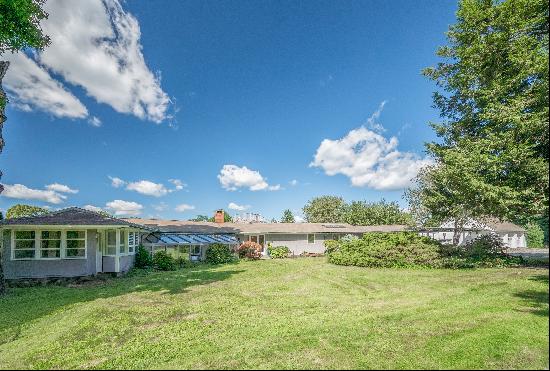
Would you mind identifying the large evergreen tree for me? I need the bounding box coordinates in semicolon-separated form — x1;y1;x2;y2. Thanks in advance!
408;0;549;235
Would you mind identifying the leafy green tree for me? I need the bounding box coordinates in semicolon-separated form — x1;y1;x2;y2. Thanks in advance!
208;210;233;223
303;196;348;223
525;222;545;248
6;204;48;219
345;199;413;226
280;209;295;223
410;0;548;234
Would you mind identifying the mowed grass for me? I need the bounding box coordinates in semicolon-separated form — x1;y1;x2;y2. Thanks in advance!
0;259;547;369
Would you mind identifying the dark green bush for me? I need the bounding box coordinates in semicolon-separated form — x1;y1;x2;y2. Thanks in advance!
268;245;290;259
152;250;177;271
135;245;152;269
526;222;545;248
205;243;235;264
326;232;442;268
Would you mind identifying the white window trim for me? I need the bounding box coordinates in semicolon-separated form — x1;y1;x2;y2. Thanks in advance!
39;230;62;260
11;229;87;261
65;230;87;260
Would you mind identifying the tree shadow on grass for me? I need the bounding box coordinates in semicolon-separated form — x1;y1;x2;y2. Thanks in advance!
514;274;549;317
0;264;245;346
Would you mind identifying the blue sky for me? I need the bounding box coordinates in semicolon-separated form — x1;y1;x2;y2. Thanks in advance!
0;0;458;221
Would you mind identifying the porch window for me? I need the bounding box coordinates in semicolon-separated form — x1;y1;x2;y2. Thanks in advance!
13;231;36;259
128;231;139;254
119;230;128;254
307;234;315;244
66;230;86;258
40;231;61;258
106;230;116;255
190;245;201;256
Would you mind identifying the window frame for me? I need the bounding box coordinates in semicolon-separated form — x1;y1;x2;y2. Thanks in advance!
65;230;87;260
307;234;315;244
12;230;37;260
39;230;62;260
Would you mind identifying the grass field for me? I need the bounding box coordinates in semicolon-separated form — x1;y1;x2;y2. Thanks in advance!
0;258;548;369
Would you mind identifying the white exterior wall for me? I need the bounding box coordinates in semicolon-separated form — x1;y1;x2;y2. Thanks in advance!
238;233;356;255
420;230;527;248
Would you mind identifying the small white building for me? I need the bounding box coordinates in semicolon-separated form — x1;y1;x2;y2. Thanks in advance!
419;219;527;248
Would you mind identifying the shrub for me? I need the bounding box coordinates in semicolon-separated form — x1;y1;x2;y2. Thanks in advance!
237;241;263;260
135;245;152;269
152;251;177;271
327;232;442;268
526;222;545;248
457;234;506;258
268;245;290;259
205;243;235;264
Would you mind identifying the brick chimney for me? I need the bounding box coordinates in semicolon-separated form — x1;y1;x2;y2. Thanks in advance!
214;209;225;224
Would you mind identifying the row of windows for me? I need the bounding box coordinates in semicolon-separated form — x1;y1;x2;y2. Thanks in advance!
104;230;139;256
12;230;86;260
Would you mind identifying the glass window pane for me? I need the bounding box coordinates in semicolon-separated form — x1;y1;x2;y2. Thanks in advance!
308;234;315;243
15;250;35;259
66;249;85;258
107;231;116;245
250;236;258;243
67;231;85;239
41;231;61;239
107;246;116;255
41;240;61;249
15;231;35;239
41;249;61;258
15;240;35;250
67;240;85;249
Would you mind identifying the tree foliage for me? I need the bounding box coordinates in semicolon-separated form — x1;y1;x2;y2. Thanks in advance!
0;0;50;54
408;0;549;231
189;215;210;222
208;210;233;223
280;209;295;223
345;199;413;226
302;196;348;223
5;204;48;219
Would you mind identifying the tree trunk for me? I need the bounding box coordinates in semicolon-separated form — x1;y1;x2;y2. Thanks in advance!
0;60;9;295
453;219;464;246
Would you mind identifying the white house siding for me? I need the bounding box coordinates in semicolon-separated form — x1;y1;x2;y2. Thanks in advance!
238;233;355;255
420;230;527;248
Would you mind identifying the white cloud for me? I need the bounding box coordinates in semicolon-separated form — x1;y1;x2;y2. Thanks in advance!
152;202;168;212
1;183;67;204
126;180;169;197
106;199;143;216
365;100;387;133
109;176;126;188
175;204;195;212
3;52;88;119
82;204;104;213
168;179;186;190
218;165;280;191
88;116;102;127
289;179;298;186
310;126;431;191
4;0;171;123
228;202;250;211
46;183;79;194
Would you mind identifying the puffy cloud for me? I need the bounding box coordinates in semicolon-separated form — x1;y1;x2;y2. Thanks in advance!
4;0;171;123
45;183;79;194
109;176;126;188
88;116;102;127
310;126;431;190
1;183;67;204
106;199;143;216
228;202;250;211
175;204;195;212
126;180;169;197
82;204;104;213
218;165;280;191
3;53;88;119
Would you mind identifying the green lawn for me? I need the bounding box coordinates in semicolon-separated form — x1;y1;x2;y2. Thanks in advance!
0;259;548;369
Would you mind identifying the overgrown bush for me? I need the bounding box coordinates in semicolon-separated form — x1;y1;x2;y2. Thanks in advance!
135;245;152;269
152;251;177;271
237;241;263;260
327;232;442;268
526;222;545;248
457;234;506;258
268;245;290;259
205;243;235;264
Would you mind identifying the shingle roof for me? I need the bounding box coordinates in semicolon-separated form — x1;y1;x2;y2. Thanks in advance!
0;207;149;229
484;219;526;233
123;218;408;234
